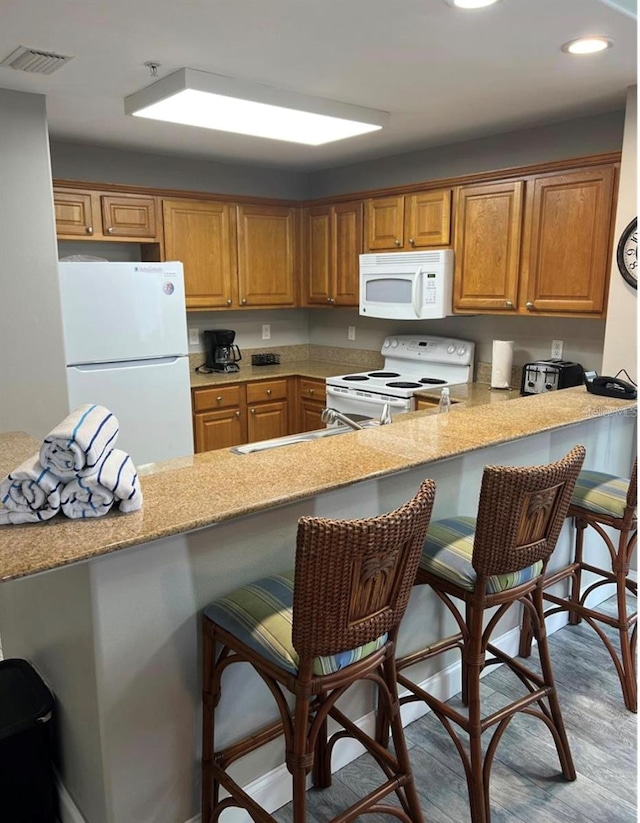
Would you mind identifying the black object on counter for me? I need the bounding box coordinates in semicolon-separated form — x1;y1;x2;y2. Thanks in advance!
251;353;281;366
0;658;58;822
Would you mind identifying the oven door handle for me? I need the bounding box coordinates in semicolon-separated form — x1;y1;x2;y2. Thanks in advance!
412;267;423;319
326;387;408;408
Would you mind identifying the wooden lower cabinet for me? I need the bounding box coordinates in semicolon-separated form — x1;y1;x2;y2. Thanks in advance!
296;378;327;432
192;385;245;452
246;379;289;441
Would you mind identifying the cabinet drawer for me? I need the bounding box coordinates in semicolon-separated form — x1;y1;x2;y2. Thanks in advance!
246;379;289;403
192;385;242;412
299;379;326;402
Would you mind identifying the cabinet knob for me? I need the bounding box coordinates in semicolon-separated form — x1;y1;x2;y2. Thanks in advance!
241;298;247;305
505;300;514;308
226;298;232;306
309;389;314;395
235;410;240;418
250;408;256;414
106;227;115;234
394;239;401;247
526;301;535;310
266;389;272;396
216;396;222;403
86;226;94;235
326;296;332;303
409;238;415;246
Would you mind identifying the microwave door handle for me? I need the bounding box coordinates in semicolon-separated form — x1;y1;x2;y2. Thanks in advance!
412;267;422;318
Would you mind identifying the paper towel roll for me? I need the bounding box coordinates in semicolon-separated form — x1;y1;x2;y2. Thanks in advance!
491;340;514;389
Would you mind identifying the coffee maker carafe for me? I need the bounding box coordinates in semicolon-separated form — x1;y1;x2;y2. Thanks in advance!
203;329;242;373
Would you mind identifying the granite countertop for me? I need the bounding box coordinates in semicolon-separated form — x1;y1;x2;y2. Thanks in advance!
190;358;366;388
0;387;635;583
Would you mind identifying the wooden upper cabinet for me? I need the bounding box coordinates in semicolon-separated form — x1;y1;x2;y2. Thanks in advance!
304;200;363;307
163;199;237;310
237;204;296;307
365;190;451;251
520;166;615;317
54;188;160;241
453;181;524;313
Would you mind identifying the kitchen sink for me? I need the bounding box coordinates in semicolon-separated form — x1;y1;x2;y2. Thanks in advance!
230;420;380;455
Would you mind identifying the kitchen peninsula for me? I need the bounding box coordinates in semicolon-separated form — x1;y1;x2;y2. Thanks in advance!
0;388;635;823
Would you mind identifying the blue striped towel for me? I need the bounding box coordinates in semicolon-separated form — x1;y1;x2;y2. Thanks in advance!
39;404;119;479
0;453;63;524
60;448;143;519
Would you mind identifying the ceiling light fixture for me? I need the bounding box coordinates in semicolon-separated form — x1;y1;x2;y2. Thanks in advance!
561;36;613;54
444;0;502;9
124;68;389;146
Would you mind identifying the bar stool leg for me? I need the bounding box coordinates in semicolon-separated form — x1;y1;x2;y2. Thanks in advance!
289;696;312;823
568;519;587;625
201;623;218;823
466;603;490;823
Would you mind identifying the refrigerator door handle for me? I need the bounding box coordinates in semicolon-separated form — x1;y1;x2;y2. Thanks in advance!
68;356;185;370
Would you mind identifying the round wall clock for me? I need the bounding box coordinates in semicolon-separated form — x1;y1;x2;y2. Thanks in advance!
616;217;637;289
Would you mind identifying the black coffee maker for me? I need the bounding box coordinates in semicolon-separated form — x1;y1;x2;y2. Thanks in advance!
203;329;242;373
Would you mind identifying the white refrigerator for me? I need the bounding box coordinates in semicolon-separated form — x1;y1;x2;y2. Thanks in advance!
58;261;194;467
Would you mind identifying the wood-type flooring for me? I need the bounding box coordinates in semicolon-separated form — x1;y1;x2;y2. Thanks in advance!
274;597;637;823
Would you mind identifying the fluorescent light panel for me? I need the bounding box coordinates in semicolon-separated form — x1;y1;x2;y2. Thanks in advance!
125;68;389;145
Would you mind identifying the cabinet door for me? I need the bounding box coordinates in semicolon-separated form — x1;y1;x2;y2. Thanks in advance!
247;401;289;442
305;206;332;306
237;205;296;307
297;378;327;432
54;190;95;237
521;167;615;316
163;199;237;310
194;408;244;453
101;195;158;239
405;190;452;248
333;201;363;306
365;197;404;250
453;181;524;313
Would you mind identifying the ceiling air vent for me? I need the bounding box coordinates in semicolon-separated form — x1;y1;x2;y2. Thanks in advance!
0;46;74;75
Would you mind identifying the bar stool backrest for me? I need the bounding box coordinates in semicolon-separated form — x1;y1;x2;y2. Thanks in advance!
625;458;637;521
292;479;436;661
472;445;585;579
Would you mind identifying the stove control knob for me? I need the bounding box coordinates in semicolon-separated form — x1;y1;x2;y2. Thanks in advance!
457;346;466;356
390;339;399;348
447;344;456;354
383;339;390;348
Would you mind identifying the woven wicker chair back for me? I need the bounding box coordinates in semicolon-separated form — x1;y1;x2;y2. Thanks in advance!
626;458;637;512
472;445;585;578
292;478;436;660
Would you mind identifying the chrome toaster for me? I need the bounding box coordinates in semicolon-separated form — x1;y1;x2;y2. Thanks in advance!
520;359;584;395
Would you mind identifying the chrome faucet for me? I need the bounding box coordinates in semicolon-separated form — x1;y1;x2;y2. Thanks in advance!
321;408;364;430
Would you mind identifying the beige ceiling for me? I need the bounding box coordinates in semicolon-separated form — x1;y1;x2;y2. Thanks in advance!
0;0;636;171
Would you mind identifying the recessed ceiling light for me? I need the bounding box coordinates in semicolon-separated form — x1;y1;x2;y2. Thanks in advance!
125;68;389;146
561;36;613;54
444;0;502;9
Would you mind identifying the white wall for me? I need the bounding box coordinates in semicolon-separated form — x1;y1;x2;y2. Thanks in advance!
602;86;637;381
0;89;69;437
184;309;309;355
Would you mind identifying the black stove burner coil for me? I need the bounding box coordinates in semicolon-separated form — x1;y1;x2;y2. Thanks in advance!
342;375;370;381
419;378;447;385
386;381;422;389
368;371;400;378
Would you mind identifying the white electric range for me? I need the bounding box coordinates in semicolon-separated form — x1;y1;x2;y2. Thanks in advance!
325;335;475;420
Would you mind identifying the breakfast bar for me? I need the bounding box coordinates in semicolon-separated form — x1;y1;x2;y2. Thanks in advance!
0;387;635;823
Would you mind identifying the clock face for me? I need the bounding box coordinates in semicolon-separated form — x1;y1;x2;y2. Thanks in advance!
617;217;637;289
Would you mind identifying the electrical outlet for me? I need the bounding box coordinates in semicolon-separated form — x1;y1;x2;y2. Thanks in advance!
348;326;356;341
262;324;271;340
551;339;563;359
188;328;199;345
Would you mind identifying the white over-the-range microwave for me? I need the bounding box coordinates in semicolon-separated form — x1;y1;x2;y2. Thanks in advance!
359;249;453;320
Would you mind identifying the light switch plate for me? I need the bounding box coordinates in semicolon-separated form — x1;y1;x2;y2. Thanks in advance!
551;339;563;359
262;324;271;340
348;326;356;341
188;328;199;345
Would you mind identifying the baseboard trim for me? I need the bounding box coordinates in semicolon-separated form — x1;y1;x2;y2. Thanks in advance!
56;775;85;823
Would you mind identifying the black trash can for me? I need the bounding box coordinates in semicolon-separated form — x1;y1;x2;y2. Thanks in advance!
0;658;58;822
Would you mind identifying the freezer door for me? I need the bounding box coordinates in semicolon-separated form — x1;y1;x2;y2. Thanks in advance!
59;262;188;364
66;356;194;466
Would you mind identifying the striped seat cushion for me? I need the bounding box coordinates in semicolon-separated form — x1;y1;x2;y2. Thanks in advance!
204;571;387;676
420;516;543;594
571;470;634;519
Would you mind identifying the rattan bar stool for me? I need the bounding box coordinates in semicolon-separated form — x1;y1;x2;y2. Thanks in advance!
201;479;436;823
390;446;585;823
520;457;637;712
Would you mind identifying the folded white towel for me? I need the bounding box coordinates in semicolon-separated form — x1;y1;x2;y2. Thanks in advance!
40;404;119;480
0;454;63;524
61;448;143;519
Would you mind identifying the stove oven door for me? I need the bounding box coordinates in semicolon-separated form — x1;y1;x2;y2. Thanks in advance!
325;385;413;421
